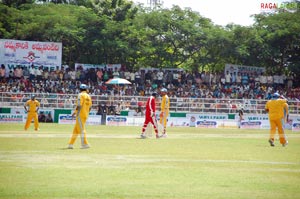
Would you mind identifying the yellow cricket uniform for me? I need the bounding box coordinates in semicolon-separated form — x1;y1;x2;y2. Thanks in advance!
24;99;40;130
69;91;92;146
159;94;170;129
265;98;287;144
283;103;289;123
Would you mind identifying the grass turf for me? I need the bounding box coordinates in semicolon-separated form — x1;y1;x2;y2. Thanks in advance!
0;123;299;199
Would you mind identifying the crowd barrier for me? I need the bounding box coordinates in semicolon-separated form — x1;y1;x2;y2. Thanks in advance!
1;92;299;115
1;92;299;131
1;110;299;132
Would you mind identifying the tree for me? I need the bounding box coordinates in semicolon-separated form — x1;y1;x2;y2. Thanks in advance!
126;6;215;70
253;11;300;76
1;0;35;8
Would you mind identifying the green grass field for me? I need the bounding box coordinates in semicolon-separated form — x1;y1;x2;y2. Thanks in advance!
0;123;299;199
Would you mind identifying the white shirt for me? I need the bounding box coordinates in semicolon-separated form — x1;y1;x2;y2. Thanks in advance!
225;73;231;83
157;71;163;80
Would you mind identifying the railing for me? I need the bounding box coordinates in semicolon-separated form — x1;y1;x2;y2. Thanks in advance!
0;92;299;115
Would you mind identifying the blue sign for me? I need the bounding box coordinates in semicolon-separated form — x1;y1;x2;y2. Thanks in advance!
196;120;217;128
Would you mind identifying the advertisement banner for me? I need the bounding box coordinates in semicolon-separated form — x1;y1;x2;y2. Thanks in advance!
75;63;121;71
292;122;300;132
242;114;269;129
58;114;75;124
185;113;228;128
0;39;62;71
244;114;300;130
11;108;54;118
291;117;300;132
196;120;218;128
240;121;262;129
0;114;23;123
106;116;127;126
225;64;266;75
126;117;144;126
87;115;102;125
168;117;190;127
58;114;101;125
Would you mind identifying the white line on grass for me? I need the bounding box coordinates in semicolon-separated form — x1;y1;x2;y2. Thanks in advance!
0;153;299;168
1;133;300;139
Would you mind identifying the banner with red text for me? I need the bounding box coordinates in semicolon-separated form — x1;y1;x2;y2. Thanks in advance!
0;39;62;70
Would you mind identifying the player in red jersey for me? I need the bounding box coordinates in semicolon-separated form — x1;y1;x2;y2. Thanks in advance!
140;92;160;139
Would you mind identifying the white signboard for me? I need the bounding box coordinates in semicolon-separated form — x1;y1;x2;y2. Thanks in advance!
58;114;101;125
0;39;62;71
225;64;266;75
75;63;121;71
0;114;23;123
292;117;300;132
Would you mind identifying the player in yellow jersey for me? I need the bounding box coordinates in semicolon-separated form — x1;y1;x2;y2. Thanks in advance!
280;95;289;135
159;88;170;138
68;84;92;149
282;100;289;126
24;95;40;131
265;92;288;147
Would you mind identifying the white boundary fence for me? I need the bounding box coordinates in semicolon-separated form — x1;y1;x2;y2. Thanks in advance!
1;92;299;131
1;92;299;115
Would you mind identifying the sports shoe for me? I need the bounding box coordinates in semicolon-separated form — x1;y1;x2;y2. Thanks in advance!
156;134;160;139
67;144;74;149
35;128;40;131
268;139;275;147
160;133;167;138
282;141;288;147
81;144;90;149
140;134;147;139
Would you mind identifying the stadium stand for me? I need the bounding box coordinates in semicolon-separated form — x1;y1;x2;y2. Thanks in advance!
0;65;299;115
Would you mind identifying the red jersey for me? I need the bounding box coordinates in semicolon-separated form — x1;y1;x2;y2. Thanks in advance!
145;96;156;115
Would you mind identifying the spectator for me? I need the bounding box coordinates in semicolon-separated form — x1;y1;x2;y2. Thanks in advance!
115;103;122;115
134;70;141;85
260;72;267;85
0;66;299;105
103;70;109;82
36;66;43;81
38;111;46;122
112;68;119;78
45;112;53;123
40;96;49;108
225;71;231;85
43;68;49;80
137;100;144;116
236;72;242;84
241;73;249;85
267;74;273;86
96;68;103;82
96;103;108;125
0;64;6;81
29;65;35;80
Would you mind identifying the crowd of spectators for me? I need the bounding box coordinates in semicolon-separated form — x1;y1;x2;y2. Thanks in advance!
1;63;300;102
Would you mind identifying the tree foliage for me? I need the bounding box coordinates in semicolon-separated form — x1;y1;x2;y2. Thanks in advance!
0;0;299;81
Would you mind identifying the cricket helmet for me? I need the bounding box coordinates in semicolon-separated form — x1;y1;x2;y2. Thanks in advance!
160;88;167;92
79;84;88;90
272;92;280;99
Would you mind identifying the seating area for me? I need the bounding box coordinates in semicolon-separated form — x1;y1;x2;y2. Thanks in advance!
0;65;299;115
